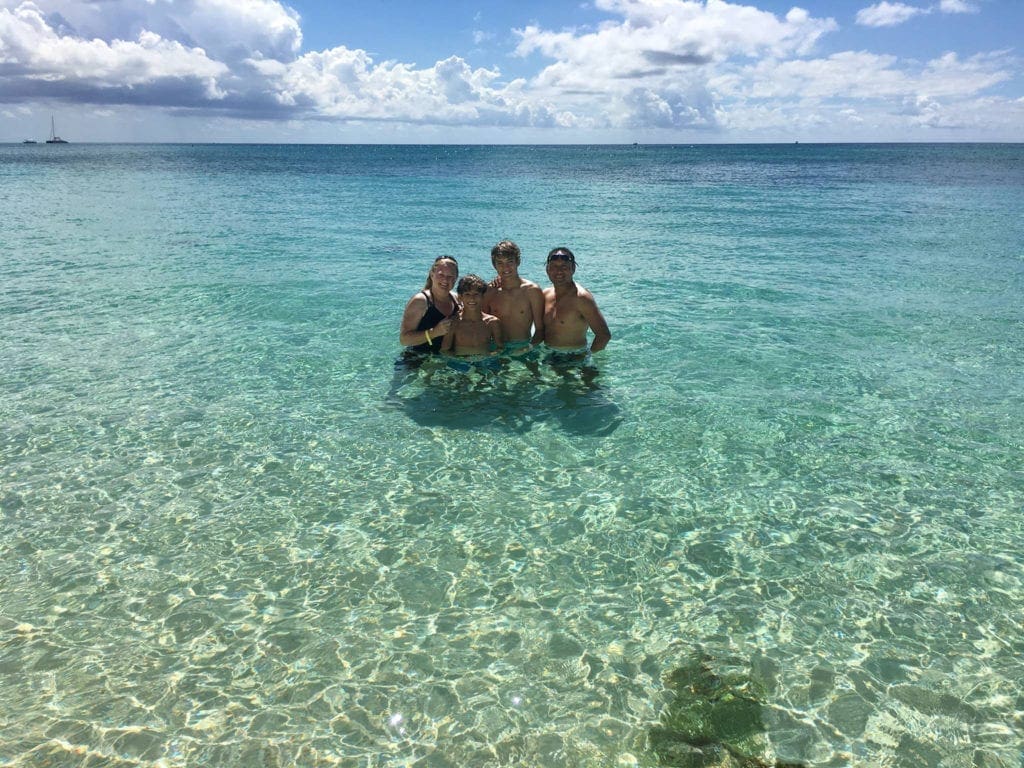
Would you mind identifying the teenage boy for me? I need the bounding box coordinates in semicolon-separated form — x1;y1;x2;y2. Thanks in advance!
482;240;545;355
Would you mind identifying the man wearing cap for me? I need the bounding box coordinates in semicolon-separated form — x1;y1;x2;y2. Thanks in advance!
542;247;611;354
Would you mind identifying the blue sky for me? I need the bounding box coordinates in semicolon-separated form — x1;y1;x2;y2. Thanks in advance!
2;0;1021;142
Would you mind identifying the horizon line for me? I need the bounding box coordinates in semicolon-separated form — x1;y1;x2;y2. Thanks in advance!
7;139;1024;146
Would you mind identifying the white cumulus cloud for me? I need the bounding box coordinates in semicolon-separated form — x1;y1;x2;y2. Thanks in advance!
855;0;978;28
856;2;927;27
514;0;837;129
0;1;228;101
251;46;549;126
3;0;302;62
939;0;978;13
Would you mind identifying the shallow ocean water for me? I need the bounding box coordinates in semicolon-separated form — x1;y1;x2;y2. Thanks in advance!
1;143;1023;766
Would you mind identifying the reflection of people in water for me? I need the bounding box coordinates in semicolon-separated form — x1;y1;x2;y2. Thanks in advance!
442;275;503;357
542;247;611;360
399;256;460;355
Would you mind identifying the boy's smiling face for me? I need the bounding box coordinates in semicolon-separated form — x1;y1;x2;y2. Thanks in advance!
459;288;484;309
492;254;520;280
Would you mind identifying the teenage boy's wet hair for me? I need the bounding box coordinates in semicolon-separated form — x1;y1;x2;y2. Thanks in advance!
491;240;521;264
457;274;488;294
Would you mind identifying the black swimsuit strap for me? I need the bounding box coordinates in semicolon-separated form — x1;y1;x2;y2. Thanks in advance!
422;289;458;318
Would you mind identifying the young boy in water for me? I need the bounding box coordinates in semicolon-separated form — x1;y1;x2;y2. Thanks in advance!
441;275;504;357
482;240;545;356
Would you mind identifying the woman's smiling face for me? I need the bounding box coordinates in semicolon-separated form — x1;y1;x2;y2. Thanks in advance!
431;260;458;290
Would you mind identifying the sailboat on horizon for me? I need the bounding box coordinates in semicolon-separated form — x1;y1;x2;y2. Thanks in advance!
46;115;68;144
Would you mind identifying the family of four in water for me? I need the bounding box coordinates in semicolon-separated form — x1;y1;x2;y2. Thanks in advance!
399;241;611;365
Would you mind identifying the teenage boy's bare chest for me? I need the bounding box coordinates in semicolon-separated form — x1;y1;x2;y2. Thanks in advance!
491;287;531;316
457;319;490;341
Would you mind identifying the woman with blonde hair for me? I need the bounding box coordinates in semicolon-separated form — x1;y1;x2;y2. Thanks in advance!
399;255;460;354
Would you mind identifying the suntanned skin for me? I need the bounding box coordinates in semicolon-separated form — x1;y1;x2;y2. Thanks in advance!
483;254;545;349
543;257;611;352
399;259;458;347
441;289;504;356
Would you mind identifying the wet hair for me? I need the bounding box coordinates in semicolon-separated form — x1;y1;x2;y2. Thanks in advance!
491;240;521;265
457;274;487;295
546;247;576;265
424;255;459;290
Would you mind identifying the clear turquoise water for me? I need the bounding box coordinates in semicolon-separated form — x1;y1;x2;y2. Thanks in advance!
1;143;1022;767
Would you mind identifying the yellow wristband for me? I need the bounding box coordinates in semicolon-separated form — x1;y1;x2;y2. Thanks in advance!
424;329;433;344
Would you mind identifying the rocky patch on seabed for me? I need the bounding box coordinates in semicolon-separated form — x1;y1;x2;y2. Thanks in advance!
648;653;808;768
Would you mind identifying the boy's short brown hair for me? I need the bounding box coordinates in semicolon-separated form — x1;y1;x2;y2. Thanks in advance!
457;274;488;294
491;240;521;264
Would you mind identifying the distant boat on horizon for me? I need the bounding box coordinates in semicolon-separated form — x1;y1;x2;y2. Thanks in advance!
22;139;37;144
46;116;68;144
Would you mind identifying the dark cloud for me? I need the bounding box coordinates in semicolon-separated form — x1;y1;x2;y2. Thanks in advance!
642;50;713;66
614;68;667;79
0;72;295;118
